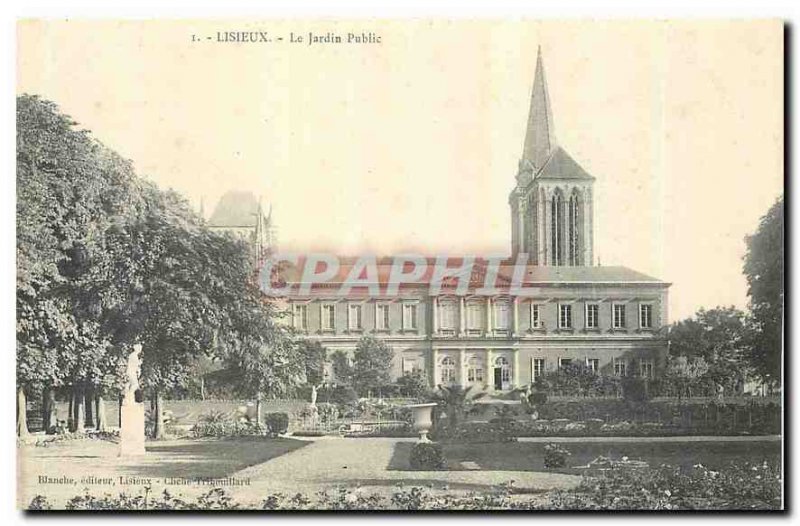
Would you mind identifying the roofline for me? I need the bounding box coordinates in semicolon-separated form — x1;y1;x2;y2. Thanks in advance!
278;280;671;287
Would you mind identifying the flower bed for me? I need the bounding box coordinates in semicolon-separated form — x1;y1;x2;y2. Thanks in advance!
28;461;781;510
534;399;780;434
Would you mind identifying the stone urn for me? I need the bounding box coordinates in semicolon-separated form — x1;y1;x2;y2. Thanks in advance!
406;403;437;442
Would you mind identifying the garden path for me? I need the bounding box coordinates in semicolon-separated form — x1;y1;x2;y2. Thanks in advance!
232;437;582;501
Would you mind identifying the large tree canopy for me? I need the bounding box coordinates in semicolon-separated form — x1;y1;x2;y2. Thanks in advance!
17;95;138;396
16;95;302;436
743;196;784;384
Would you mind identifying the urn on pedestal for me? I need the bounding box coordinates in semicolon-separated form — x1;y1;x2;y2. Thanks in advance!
405;403;437;443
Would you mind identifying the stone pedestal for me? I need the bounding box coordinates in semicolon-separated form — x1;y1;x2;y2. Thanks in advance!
119;401;146;456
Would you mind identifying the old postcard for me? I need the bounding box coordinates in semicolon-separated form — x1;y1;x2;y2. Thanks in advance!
16;19;784;511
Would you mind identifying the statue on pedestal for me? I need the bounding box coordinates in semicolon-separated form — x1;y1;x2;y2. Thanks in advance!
119;343;146;456
123;344;142;402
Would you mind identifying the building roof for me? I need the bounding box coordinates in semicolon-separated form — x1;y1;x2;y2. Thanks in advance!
535;146;595;181
522;47;557;172
208;191;264;228
517;265;662;283
273;256;668;293
520;48;594;182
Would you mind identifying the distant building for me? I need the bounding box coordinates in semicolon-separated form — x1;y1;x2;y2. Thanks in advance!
206;190;275;266
275;48;671;391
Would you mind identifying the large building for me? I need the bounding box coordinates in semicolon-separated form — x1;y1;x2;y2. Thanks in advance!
206;190;275;268
264;49;671;391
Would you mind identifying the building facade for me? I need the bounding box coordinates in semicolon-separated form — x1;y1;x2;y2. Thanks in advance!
282;260;668;391
263;48;670;392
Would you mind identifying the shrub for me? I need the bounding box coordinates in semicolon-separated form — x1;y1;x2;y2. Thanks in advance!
491;405;519;423
543;443;571;468
622;377;650;402
316;403;339;423
324;385;359;406
198;409;230;424
190;420;265;438
409;442;446;470
264;412;289;436
530;391;548;406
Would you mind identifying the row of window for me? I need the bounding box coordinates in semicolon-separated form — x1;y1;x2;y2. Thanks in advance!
534;303;654;330
531;357;654;379
438;356;512;387
431;355;654;386
293;301;655;332
293;302;419;331
439;300;511;332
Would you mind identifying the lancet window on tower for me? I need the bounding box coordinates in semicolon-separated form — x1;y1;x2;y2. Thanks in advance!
551;191;564;266
568;192;580;265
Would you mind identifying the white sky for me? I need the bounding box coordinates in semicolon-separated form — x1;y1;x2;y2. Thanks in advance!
16;19;783;321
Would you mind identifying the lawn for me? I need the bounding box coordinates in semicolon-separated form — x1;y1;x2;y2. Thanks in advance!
441;439;781;474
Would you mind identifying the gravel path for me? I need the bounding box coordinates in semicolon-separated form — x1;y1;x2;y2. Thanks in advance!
232;437;581;501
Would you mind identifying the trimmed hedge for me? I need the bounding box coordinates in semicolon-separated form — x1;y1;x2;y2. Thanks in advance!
535;399;781;434
409;442;446;470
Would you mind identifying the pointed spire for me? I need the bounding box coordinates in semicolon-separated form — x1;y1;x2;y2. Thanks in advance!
522;46;557;171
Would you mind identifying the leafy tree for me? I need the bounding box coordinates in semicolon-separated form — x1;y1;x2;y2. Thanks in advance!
428;384;487;428
298;340;327;387
351;335;395;397
16;95;135;434
663;356;709;400
394;370;429;399
668;307;749;393
330;350;354;387
17;95;303;438
743;196;784;385
93;187;303;437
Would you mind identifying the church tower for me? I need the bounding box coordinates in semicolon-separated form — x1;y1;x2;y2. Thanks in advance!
510;47;595;266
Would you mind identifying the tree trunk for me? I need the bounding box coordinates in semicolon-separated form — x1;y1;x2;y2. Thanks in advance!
67;390;76;432
95;394;107;432
256;393;263;425
84;389;95;428
153;391;165;440
200;376;205;401
73;385;86;434
118;395;123;429
43;387;57;434
17;387;29;437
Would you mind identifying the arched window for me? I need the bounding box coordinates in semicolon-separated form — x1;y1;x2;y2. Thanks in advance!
551;192;564;265
467;356;484;384
440;356;457;385
495;356;511;387
568;192;580;265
